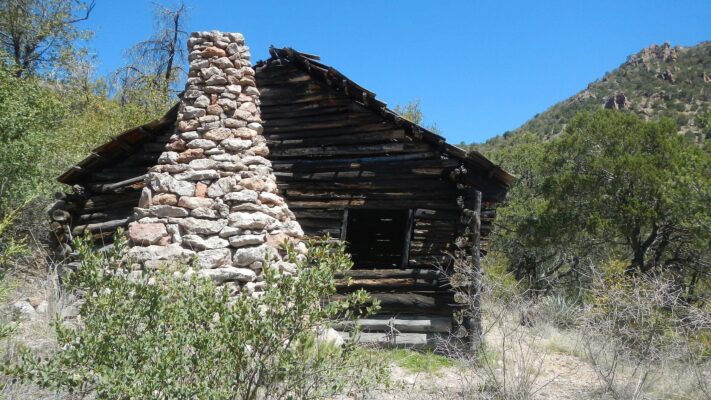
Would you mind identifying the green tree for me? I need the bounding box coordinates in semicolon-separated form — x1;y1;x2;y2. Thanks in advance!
394;99;441;134
492;110;711;297
394;99;425;125
0;0;94;77
0;62;66;206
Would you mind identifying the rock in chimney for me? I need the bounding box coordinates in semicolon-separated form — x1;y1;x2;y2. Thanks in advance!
127;31;304;295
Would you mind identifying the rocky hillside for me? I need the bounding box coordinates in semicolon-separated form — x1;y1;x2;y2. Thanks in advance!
484;41;711;147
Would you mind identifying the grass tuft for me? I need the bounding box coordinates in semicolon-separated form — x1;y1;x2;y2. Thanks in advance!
385;349;458;374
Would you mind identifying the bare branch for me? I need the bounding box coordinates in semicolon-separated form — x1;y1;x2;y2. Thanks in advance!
65;0;95;24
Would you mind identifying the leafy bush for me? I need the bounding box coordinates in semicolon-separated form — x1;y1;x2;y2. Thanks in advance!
3;235;387;399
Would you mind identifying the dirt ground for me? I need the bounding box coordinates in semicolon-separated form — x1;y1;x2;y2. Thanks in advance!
372;331;604;400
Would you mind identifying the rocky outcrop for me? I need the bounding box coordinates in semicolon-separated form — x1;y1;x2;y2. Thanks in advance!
127;31;304;295
658;69;676;83
604;93;630;110
626;42;681;67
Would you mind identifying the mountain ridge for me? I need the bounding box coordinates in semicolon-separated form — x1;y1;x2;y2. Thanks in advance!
480;41;711;149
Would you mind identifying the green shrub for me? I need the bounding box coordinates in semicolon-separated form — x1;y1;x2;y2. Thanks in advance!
3;234;387;399
536;294;581;329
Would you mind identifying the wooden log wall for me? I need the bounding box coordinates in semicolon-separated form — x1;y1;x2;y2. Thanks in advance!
50;128;173;255
257;61;501;335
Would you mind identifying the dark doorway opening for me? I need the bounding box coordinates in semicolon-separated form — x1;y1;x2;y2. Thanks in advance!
345;209;411;269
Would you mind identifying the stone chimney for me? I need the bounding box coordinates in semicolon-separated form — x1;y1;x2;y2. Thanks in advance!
127;31;304;295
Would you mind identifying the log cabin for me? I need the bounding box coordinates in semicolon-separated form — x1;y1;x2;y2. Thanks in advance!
50;44;512;349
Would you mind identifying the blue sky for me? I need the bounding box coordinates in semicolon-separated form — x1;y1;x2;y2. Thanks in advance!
84;0;711;144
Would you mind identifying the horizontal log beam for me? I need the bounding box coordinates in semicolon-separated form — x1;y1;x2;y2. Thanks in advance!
91;174;147;193
337;269;442;280
268;129;406;148
270;142;432;158
330;293;454;316
338;331;444;349
334;315;452;333
286;199;459;210
72;218;131;236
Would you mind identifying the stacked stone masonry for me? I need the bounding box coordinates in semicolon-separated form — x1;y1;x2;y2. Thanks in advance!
127;31;305;296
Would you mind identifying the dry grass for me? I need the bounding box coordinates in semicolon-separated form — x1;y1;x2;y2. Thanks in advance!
0;251;73;400
1;253;710;400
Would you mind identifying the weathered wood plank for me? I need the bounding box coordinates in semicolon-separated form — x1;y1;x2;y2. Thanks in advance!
271;142;432;158
331;293;454;316
270;151;442;166
72;218;131;236
338;331;445;348
336;269;442;280
334;315;452;333
264;122;398;140
267;130;407;147
286;199;459;210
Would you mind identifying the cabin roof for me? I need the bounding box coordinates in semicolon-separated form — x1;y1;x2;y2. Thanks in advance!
57;103;179;185
58;47;513;187
260;47;513;186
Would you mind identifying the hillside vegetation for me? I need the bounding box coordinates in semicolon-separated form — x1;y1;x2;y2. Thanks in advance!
479;41;711;152
455;42;711;399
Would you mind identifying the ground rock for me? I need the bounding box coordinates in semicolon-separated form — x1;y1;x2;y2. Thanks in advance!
219;226;241;238
178;217;226;235
191;207;218;218
221;138;252;151
175;169;220;181
153;193;178;205
224;118;247;128
228;211;275;229
194;95;210;108
199;266;256;283
187;139;217;150
13;300;37;319
149;173;195;196
224;190;258;203
232;244;276;266
204;127;233;141
150;205;189;218
207;177;238;197
182;106;206;119
188;158;218;170
128;244;195;262
177;148;205;164
228;234;265;248
178;196;215;209
128;222;168;245
196;248;232;268
183;234;229;250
